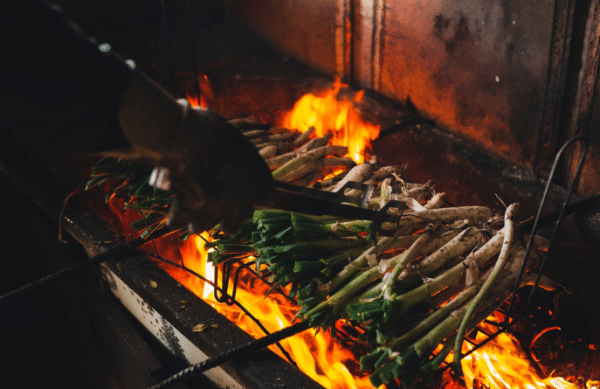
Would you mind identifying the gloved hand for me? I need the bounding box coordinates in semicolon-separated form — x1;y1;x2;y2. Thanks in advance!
112;72;274;234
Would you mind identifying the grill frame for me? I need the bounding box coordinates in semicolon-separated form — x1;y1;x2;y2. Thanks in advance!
0;149;325;389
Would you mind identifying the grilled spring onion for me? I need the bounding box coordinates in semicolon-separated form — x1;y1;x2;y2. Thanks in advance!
85;157;190;240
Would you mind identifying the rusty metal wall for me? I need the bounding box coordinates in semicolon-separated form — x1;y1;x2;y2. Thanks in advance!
563;0;600;198
377;0;556;168
223;0;571;171
223;0;339;77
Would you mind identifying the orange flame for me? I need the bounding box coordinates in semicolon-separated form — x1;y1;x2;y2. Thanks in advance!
457;314;592;389
138;231;597;389
283;79;380;163
92;193;597;389
186;74;213;108
156;236;377;389
186;93;207;108
87;79;596;389
150;237;597;389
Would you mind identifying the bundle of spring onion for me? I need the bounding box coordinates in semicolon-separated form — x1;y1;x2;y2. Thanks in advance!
207;191;540;388
87;117;546;388
85;118;359;239
85;157;191;240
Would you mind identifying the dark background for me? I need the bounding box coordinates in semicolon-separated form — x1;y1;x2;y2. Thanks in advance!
0;172;91;388
0;1;227;386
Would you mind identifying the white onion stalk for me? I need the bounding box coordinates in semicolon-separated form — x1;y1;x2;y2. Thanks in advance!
453;203;519;373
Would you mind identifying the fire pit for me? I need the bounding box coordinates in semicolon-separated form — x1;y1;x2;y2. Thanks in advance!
2;0;600;388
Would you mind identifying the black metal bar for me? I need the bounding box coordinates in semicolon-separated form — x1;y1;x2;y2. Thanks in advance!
0;244;139;307
229;261;255;304
460;327;509;359
213;260;232;304
159;0;178;96
183;0;202;104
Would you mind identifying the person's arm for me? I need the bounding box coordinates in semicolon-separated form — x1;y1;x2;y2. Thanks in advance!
0;1;274;234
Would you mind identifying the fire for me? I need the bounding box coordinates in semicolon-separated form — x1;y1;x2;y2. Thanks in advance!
457;314;592;389
88;79;596;389
186;74;213;108
131;227;597;389
148;236;597;389
185;93;208;108
283;79;380;163
157;236;377;389
129;224;600;389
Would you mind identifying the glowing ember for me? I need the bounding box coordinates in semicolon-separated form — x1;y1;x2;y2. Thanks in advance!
283;79;380;163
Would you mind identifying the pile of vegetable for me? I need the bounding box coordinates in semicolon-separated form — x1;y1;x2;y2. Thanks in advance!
87;117;543;389
207;188;533;388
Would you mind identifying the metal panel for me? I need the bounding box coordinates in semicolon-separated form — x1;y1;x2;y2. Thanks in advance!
564;0;600;198
100;264;243;389
351;0;385;90
223;0;571;170
223;0;338;77
378;0;556;168
335;0;352;81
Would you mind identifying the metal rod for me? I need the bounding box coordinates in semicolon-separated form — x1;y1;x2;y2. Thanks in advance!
459;137;595;361
148;321;310;389
504;136;588;323
228;261;256;305
0;245;139;307
183;0;202;105
159;0;178;96
213;260;233;304
523;138;589;309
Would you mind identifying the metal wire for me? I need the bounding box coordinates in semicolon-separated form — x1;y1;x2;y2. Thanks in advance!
159;0;177;96
146;252;299;369
212;257;297;306
458;136;593;360
0;244;135;308
183;0;202;104
213;260;256;305
504;136;588;322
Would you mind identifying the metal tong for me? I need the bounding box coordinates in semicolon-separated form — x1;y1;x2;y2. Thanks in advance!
266;181;406;236
149;166;405;235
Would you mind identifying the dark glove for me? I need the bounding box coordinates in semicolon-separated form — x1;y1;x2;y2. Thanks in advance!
113;72;274;234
